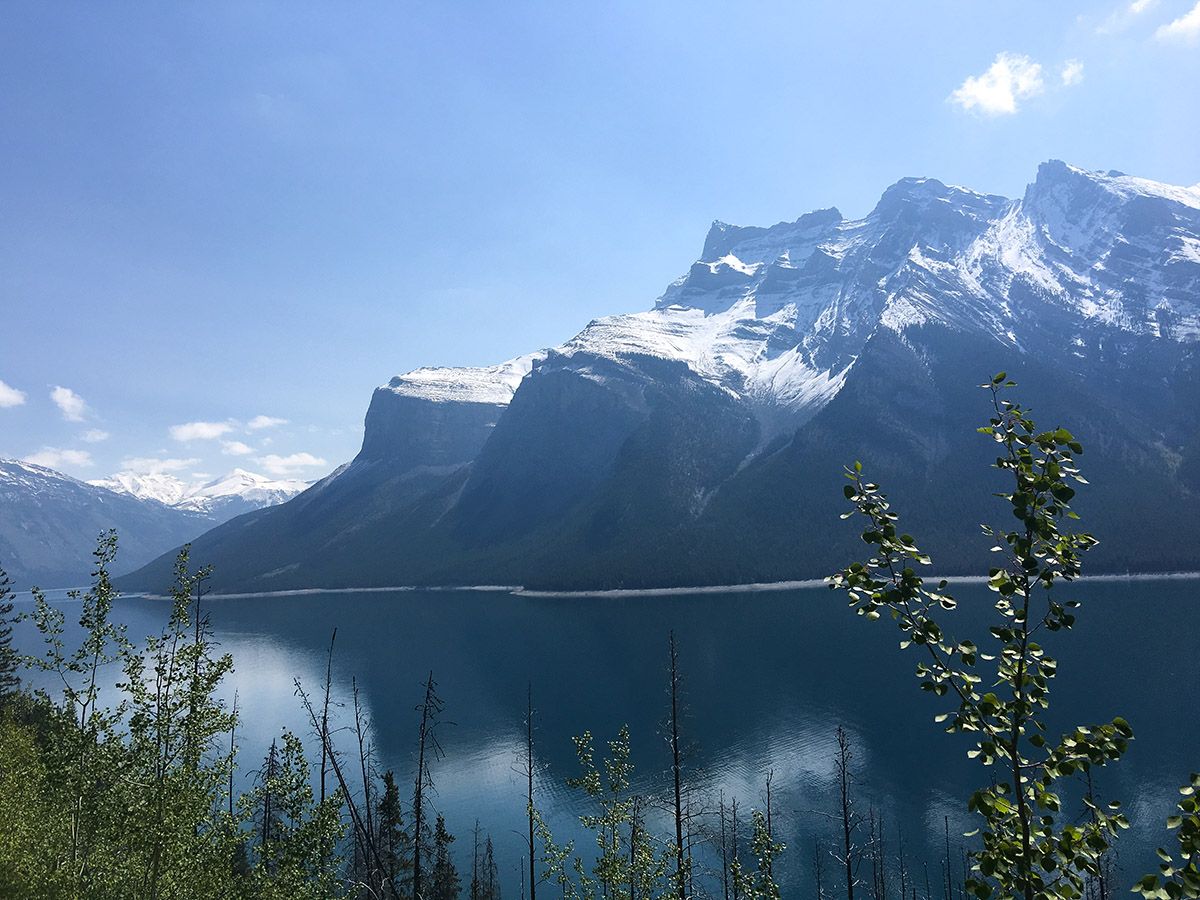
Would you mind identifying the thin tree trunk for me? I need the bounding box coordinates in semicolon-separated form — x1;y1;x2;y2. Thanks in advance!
720;792;729;900
320;628;337;805
414;670;436;900
670;632;686;900
528;684;537;900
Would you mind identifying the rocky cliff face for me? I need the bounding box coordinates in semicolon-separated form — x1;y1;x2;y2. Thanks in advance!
120;162;1200;593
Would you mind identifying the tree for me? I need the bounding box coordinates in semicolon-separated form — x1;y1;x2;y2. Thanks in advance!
25;530;128;883
829;375;1133;900
414;671;447;900
668;631;689;900
481;835;501;900
243;729;345;897
567;725;668;900
525;685;540;900
832;726;864;900
736;809;783;900
0;568;18;699
432;813;462;900
379;770;414;897
1134;773;1200;900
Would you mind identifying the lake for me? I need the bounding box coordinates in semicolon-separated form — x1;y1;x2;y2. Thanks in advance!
11;576;1200;898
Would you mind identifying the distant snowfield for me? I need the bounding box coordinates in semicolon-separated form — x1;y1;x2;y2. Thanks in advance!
97;570;1200;602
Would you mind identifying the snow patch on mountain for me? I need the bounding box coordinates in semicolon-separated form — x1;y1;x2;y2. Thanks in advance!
90;468;309;517
376;161;1200;436
382;353;543;404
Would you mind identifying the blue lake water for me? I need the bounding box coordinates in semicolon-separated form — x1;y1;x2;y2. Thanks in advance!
11;576;1200;897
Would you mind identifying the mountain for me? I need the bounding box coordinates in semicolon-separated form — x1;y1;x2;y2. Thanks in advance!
89;468;310;521
121;161;1200;594
0;460;213;590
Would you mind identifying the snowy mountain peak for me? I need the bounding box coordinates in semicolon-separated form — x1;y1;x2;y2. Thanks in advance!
382;353;543;405
1028;159;1200;212
376;161;1200;435
89;468;309;520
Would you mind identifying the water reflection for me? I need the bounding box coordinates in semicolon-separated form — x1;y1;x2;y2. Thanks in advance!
10;579;1199;897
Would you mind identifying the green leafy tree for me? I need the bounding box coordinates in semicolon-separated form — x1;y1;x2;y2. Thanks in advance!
733;810;783;900
566;726;668;900
829;376;1132;900
119;546;240;899
242;729;345;899
1135;774;1200;900
23;530;130;891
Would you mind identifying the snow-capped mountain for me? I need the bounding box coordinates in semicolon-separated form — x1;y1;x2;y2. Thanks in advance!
0;459;213;589
122;162;1200;593
88;471;195;506
89;468;310;521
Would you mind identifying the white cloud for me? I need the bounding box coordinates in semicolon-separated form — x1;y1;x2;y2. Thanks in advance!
247;415;288;430
950;53;1045;116
1156;1;1200;41
221;440;255;456
255;452;328;476
0;379;26;408
121;456;201;474
1096;0;1158;33
190;472;213;480
81;429;110;443
170;420;234;441
1060;59;1085;86
51;385;87;422
23;447;93;469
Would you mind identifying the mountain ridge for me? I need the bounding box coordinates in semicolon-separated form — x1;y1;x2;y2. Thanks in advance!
118;160;1200;593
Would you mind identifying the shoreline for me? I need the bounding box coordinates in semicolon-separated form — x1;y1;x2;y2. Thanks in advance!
63;568;1200;602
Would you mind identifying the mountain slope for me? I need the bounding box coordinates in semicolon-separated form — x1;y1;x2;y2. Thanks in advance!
121;161;1200;593
0;460;214;590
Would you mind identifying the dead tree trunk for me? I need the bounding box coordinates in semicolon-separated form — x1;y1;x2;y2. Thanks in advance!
836;726;859;900
319;628;336;805
669;631;686;900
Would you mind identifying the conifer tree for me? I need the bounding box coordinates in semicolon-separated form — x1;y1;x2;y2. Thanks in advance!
432;813;462;900
0;568;18;699
379;769;414;896
482;835;502;900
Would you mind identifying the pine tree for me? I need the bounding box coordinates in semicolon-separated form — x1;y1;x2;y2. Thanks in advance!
378;769;414;897
432;814;462;900
482;835;501;900
0;568;18;699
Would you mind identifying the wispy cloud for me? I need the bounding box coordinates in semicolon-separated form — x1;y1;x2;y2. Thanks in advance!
81;429;110;443
247;415;288;430
0;379;26;408
950;53;1045;116
121;456;201;474
51;385;87;422
1156;0;1200;41
221;440;255;456
1096;0;1158;33
1060;59;1085;86
170;420;234;441
255;452;327;477
24;447;93;470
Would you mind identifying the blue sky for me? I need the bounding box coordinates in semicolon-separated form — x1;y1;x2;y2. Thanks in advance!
2;0;1198;483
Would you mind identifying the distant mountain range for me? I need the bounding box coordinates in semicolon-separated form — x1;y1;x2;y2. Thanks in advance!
0;462;307;589
107;162;1200;591
88;468;310;519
